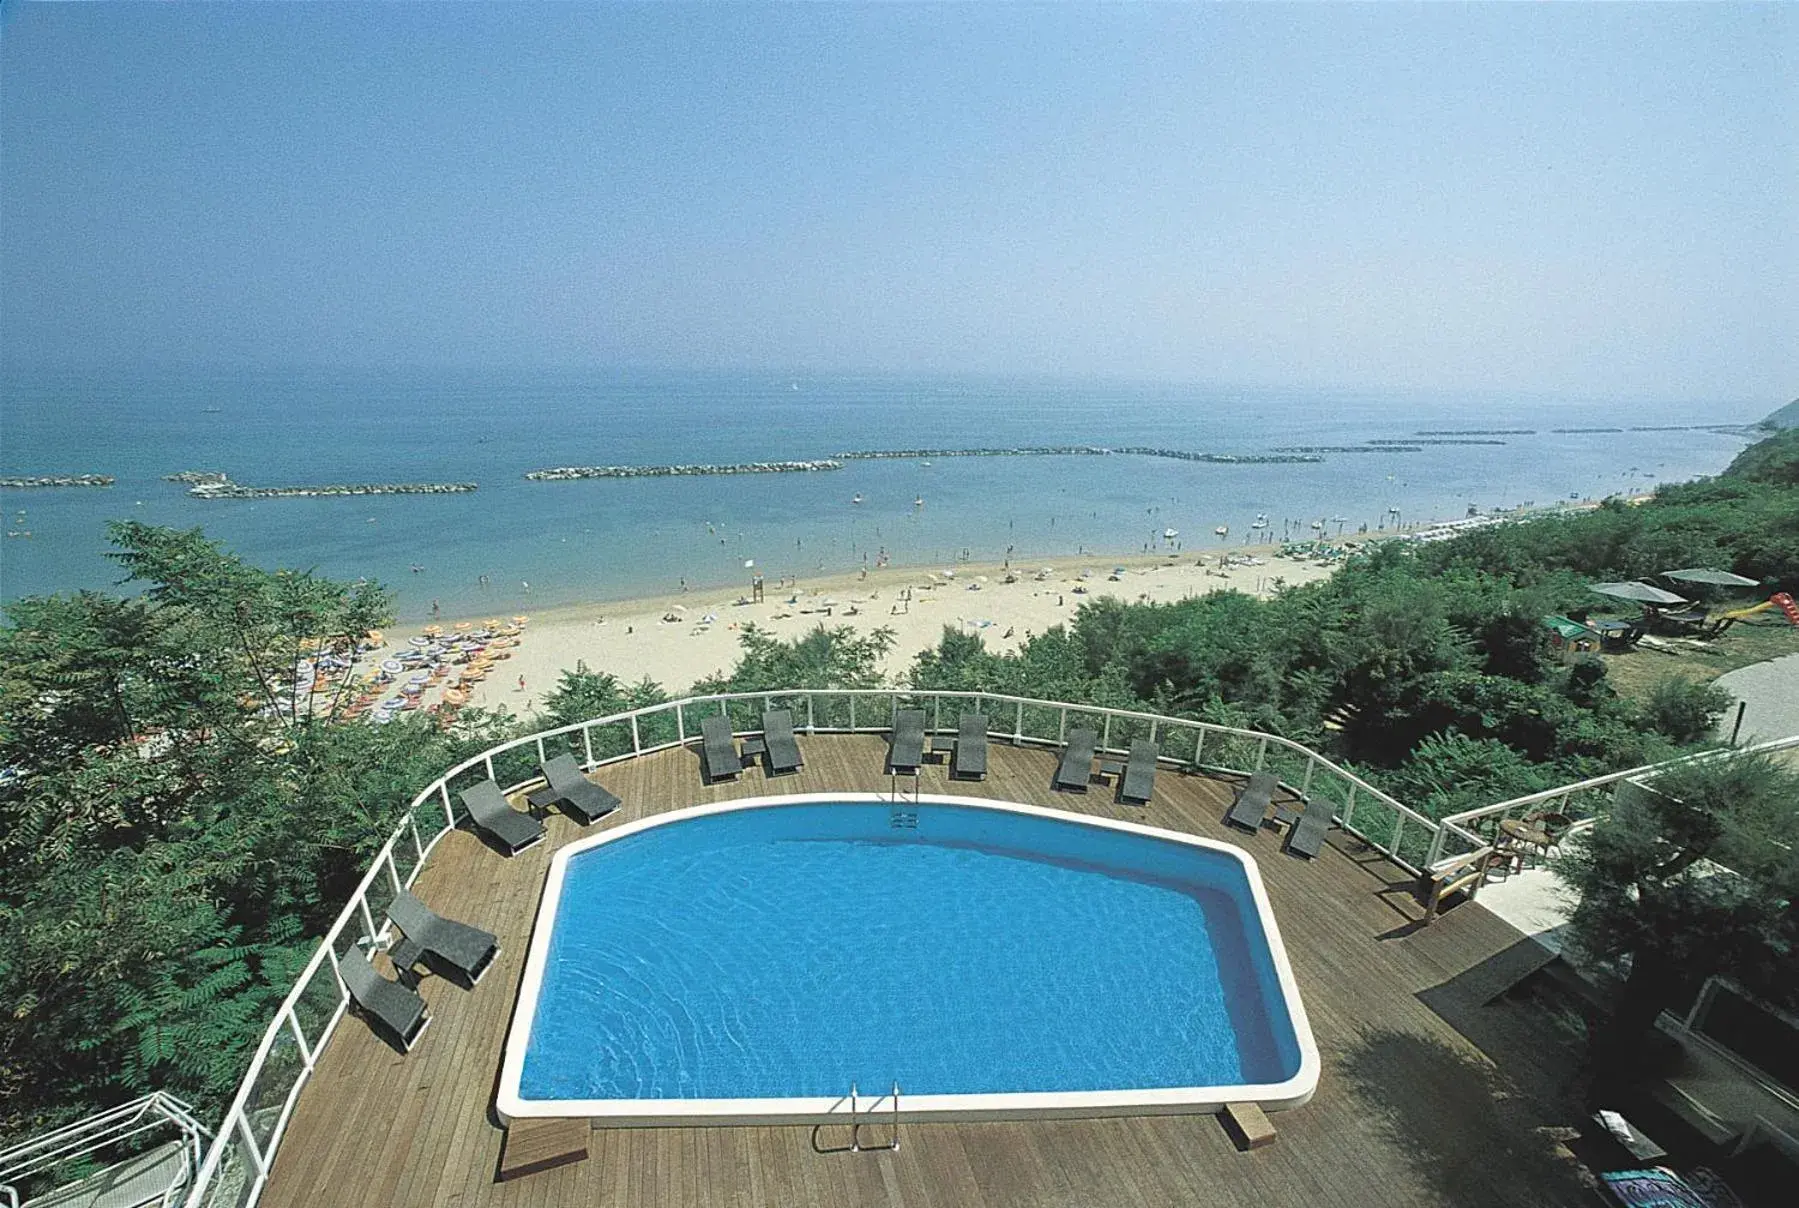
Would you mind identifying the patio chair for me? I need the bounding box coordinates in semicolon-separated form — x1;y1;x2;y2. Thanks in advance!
1225;770;1279;832
952;712;988;780
1054;728;1098;792
699;714;740;783
889;709;926;774
528;753;621;825
1283;798;1333;859
1119;739;1159;804
340;950;430;1052
386;890;499;987
762;708;804;775
459;779;545;855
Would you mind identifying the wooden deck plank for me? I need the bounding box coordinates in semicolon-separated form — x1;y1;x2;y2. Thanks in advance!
258;735;1590;1208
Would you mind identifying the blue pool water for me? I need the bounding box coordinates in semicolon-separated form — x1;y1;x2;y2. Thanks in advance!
518;802;1304;1102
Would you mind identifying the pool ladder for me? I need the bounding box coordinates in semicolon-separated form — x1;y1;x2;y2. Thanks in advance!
848;1082;901;1152
888;770;920;829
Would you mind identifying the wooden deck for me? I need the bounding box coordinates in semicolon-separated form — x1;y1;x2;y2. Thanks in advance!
260;736;1595;1207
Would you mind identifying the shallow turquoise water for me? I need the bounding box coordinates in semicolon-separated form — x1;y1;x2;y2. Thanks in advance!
1;366;1756;618
519;802;1301;1101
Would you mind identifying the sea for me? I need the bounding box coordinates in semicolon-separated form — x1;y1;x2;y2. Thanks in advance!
0;366;1761;622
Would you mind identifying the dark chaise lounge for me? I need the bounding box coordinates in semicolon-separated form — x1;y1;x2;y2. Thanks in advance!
1119;739;1159;804
762;708;804;775
1284;799;1333;859
459;779;545;854
528;753;621;825
699;714;740;783
340;951;430;1052
386;890;500;987
952;712;988;780
1054;728;1098;792
1225;770;1279;832
889;709;926;774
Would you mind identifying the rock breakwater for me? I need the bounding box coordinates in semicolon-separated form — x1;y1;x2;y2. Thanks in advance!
0;474;114;488
527;460;842;481
178;473;476;499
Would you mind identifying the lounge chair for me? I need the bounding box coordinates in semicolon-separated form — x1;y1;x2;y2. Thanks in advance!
528;753;621;825
699;714;740;782
1054;728;1097;792
459;779;545;854
1284;798;1333;859
952;712;988;780
386;890;499;987
889;709;926;774
1225;770;1278;832
762;708;804;775
1119;739;1158;804
340;950;430;1052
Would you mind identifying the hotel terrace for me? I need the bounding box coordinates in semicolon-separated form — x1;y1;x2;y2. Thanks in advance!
9;691;1797;1208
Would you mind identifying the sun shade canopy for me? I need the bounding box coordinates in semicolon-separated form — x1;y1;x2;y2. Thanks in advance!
1661;568;1761;588
1591;581;1689;605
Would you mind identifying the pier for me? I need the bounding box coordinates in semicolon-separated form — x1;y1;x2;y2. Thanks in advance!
1272;445;1423;454
835;446;1322;465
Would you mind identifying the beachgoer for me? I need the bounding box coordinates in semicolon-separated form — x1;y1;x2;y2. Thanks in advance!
517;675;526;692
431;599;440;617
521;580;530;592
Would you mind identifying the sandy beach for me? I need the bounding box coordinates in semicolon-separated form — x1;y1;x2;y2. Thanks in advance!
361;546;1340;720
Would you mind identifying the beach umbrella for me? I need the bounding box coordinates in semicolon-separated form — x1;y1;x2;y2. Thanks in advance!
1662;568;1760;588
453;621;472;632
423;624;442;636
380;659;405;674
512;615;529;625
1591;581;1688;606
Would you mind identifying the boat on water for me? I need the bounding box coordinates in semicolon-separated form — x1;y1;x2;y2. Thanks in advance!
1214;525;1228;536
920;460;931;468
914;496;924;507
1162;528;1179;539
1250;519;1268;530
851;493;864;505
1310;520;1325;530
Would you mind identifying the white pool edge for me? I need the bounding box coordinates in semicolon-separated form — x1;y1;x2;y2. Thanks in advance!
495;792;1321;1125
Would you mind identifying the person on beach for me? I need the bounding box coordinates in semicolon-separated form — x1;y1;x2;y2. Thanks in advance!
517;675;526;692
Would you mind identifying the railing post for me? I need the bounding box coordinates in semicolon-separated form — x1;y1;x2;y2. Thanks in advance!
1300;757;1315;796
534;736;547;765
358;898;378;943
1343;783;1357;830
482;754;496;782
385;853;403;896
1390;811;1405;859
1255;736;1268;771
676;702;686;743
806;694;816;733
1193;728;1205;768
631;714;641;753
236;1113;269;1177
439;782;455;830
1101;713;1113;752
932;695;941;737
849;695;856;731
1424;821;1448;870
288;1012;315;1070
583;723;594;767
1058;707;1067;743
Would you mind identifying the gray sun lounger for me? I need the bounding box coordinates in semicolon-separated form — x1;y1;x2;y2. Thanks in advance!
762;708;804;775
1284;799;1333;859
528;753;621;824
1054;728;1098;792
1120;739;1158;804
459;779;545;854
387;890;499;986
889;709;926;773
1225;770;1279;831
952;712;988;780
700;714;741;782
340;950;430;1052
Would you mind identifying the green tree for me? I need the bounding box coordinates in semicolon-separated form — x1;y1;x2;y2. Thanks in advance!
1639;676;1733;746
694;623;897;693
0;525;504;1139
1555;752;1799;1090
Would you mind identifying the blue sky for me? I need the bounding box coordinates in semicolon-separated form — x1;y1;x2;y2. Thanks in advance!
2;3;1793;400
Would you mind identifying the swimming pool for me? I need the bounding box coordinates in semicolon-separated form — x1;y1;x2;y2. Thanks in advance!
497;794;1318;1124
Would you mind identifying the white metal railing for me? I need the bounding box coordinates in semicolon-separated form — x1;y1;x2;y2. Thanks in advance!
1;1092;208;1208
180;687;1434;1207
1425;732;1799;873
